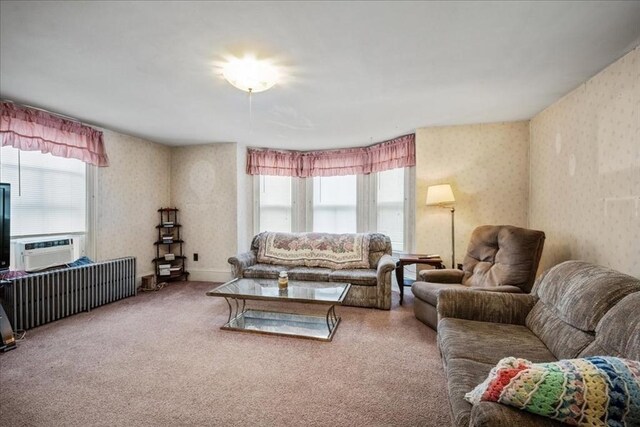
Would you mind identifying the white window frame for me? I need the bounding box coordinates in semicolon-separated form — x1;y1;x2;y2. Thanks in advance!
365;167;415;254
85;163;98;259
252;168;415;253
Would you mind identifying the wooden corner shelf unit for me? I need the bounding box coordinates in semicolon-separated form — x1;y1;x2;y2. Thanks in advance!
154;208;189;282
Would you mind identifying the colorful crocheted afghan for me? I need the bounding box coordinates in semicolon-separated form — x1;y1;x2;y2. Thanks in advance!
465;356;640;426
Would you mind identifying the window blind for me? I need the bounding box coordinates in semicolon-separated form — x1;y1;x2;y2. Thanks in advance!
377;168;405;251
313;175;357;233
0;145;86;236
259;175;292;233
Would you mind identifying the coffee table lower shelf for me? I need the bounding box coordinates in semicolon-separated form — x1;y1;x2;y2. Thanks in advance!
222;308;341;342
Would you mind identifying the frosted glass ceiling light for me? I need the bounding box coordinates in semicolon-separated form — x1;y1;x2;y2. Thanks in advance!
222;55;279;93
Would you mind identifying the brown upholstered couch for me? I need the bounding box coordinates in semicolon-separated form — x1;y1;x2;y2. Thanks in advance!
412;225;545;330
436;260;640;427
228;232;395;309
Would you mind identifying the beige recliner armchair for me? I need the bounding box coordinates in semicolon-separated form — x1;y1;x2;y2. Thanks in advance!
411;225;545;330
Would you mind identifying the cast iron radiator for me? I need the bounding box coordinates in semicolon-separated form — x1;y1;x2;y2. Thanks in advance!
1;257;136;331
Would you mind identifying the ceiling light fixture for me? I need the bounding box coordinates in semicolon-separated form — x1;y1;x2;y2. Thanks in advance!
222;54;279;94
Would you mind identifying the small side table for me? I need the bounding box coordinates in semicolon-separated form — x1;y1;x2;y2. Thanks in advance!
395;254;445;305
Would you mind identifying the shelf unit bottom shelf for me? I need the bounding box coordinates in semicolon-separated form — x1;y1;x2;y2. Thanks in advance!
157;271;189;281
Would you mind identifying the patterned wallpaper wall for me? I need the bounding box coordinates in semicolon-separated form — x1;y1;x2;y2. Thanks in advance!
92;47;638;282
530;47;639;278
415;122;530;268
170;143;238;281
96;129;171;277
235;143;253;253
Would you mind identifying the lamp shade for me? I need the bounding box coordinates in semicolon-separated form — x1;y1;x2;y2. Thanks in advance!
426;184;455;206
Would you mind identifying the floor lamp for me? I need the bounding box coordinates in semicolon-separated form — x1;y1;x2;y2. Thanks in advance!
426;184;456;269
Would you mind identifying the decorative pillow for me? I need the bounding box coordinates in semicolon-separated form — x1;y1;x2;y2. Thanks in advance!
465;356;640;426
257;232;371;270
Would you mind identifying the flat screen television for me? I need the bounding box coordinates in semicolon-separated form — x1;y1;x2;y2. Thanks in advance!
0;183;10;271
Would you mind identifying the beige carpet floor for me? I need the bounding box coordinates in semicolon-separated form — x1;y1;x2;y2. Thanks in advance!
0;282;450;426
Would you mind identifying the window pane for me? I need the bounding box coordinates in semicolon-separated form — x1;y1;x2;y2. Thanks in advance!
0;146;86;236
313;175;356;233
259;175;291;232
377;168;404;251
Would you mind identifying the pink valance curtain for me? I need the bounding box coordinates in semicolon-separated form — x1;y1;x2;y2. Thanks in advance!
0;102;109;167
247;133;415;177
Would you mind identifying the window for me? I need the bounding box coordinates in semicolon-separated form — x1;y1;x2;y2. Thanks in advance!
254;168;415;252
376;168;405;251
312;175;357;233
0;146;86;237
257;175;292;233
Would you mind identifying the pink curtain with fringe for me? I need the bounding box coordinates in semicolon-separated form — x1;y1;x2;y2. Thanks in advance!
0;102;109;167
247;133;415;177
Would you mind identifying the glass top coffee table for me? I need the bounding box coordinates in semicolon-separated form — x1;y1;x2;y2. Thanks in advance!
206;278;351;341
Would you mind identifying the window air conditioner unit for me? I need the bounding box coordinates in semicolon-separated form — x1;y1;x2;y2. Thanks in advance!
14;237;75;272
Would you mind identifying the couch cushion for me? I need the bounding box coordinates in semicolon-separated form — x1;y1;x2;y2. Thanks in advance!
461;225;545;292
526;261;640;359
531;261;640;331
250;232;262;252
256;232;371;270
329;269;377;286
525;303;595;360
286;266;332;282
580;292;640;360
243;263;287;279
470;401;564;427
367;232;393;268
411;282;466;305
250;231;392;269
445;358;495;427
438;318;556;366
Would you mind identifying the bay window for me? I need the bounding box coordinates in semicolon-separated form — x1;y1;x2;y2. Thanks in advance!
254;167;414;252
248;133;415;251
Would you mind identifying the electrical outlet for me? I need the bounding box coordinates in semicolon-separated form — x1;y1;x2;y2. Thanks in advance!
193;253;199;262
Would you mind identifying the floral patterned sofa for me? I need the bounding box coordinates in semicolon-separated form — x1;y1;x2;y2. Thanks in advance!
228;232;395;309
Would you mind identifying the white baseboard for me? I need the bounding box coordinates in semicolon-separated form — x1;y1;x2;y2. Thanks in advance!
187;268;233;283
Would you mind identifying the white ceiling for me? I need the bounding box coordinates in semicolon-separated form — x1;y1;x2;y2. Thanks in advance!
1;1;640;149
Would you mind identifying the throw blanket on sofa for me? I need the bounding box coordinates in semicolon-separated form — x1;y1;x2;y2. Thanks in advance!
257;232;371;270
465;356;640;426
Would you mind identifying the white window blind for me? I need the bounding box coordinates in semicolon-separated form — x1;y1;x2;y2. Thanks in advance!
377;168;405;251
0;146;86;237
313;175;357;233
258;175;292;233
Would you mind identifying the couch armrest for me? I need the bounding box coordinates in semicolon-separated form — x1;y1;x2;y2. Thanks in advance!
375;254;395;310
470;401;562;427
437;288;537;325
227;251;256;278
418;268;464;283
376;254;396;275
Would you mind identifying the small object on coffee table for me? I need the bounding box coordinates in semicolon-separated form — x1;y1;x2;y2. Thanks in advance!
395;253;444;305
278;271;288;290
